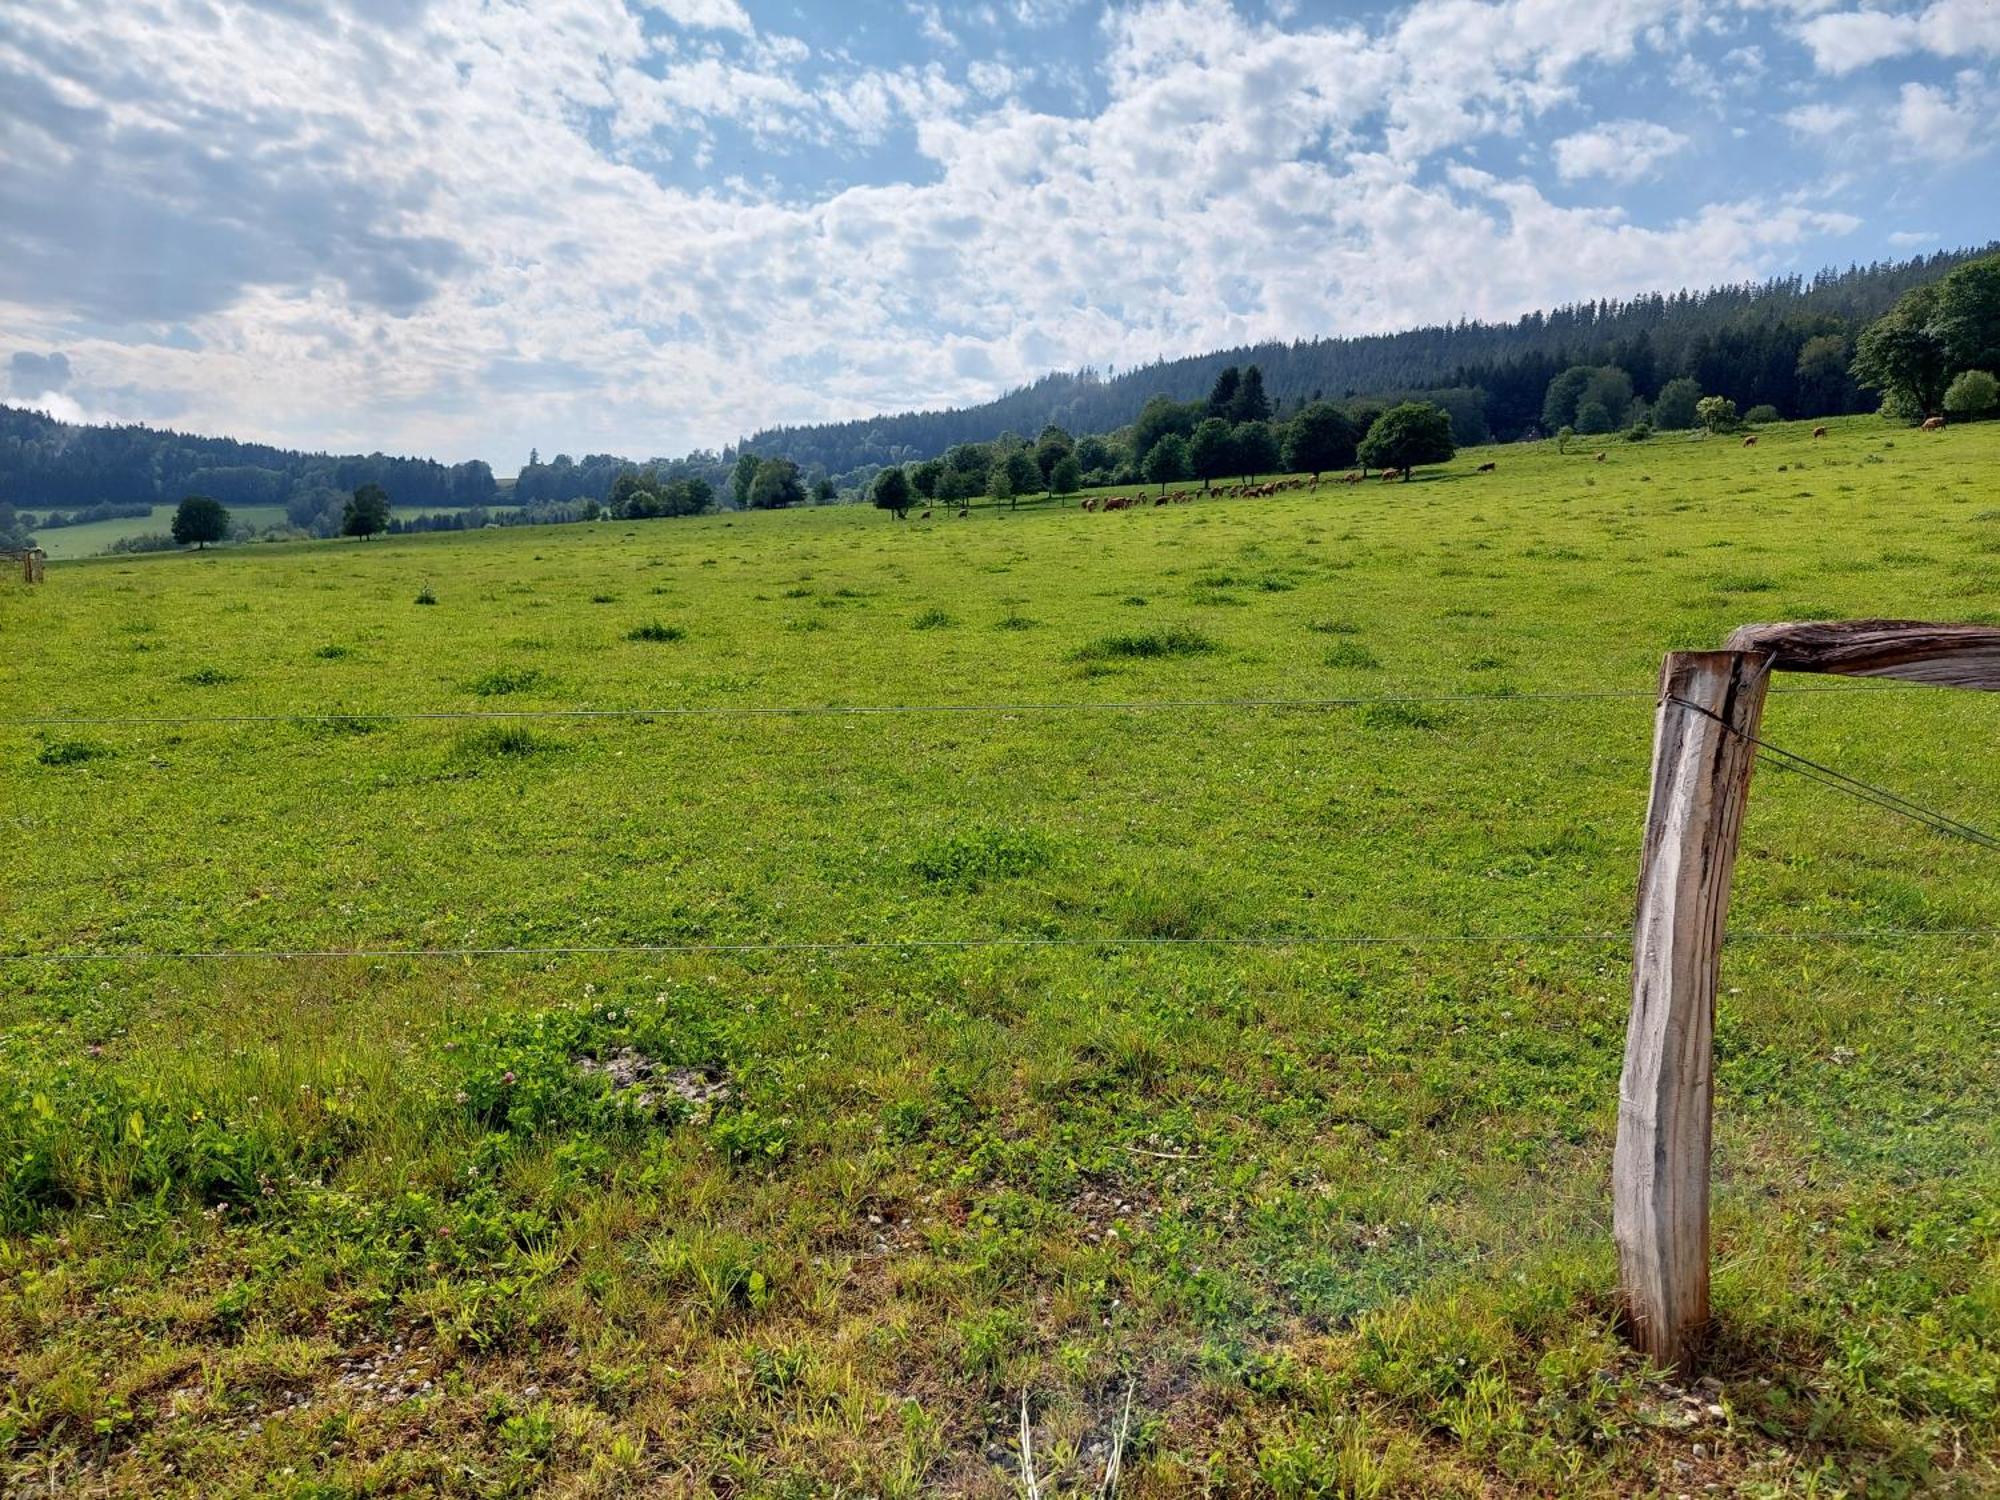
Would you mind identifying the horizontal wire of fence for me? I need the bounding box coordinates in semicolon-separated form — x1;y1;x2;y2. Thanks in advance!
5;926;1997;965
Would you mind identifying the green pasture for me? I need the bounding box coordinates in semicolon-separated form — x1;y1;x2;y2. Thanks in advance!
29;504;464;559
1;416;1995;1496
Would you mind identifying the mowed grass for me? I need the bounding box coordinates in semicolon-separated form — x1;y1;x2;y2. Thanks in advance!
1;416;1996;1496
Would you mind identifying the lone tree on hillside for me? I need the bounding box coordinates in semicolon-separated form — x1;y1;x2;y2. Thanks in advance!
748;457;806;509
1695;395;1739;435
1357;402;1454;481
730;453;762;509
1944;369;1999;420
1142;432;1191;495
1652;377;1702;431
342;482;391;540
871;465;914;519
1188;417;1234;491
1232;420;1280;483
1049;453;1082;504
1282;401;1356;485
171;494;229;550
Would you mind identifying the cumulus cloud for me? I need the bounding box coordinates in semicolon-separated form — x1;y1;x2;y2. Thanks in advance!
1552;120;1691;182
1796;0;2000;72
643;0;754;33
0;0;1921;465
1891;71;1996;157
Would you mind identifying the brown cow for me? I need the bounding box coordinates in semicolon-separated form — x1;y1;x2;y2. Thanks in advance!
1476;461;1496;473
1379;468;1401;482
1921;415;1946;432
1343;471;1361;484
1742;435;1758;447
1593;451;1607;463
1812;426;1828;439
919;508;932;519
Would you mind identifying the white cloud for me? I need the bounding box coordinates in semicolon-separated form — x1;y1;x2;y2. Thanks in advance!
642;0;754;34
1781;100;1859;135
1891;71;1995;157
1553;120;1691;182
1796;0;2000;72
0;0;1886;466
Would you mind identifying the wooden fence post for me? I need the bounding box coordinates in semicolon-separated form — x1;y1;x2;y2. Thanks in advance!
1614;649;1771;1373
1614;621;2000;1374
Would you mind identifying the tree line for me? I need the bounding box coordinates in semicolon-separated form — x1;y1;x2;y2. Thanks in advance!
737;245;1998;474
4;247;1995;558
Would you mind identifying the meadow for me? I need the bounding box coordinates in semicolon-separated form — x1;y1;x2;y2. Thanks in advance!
31;504;467;560
1;417;1996;1497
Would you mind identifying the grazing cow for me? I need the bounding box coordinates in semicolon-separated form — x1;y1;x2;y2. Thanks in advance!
1475;461;1496;473
919;508;932;519
1594;451;1607;463
1742;435;1758;447
1343;471;1361;485
1379;468;1401;482
1812;426;1828;440
1921;416;1946;432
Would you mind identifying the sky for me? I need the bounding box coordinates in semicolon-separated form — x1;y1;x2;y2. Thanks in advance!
1;0;1995;470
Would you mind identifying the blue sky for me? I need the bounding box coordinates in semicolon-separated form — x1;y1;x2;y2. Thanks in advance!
1;0;1994;469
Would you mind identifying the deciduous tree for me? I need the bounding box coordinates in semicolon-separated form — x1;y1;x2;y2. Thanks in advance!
1357;402;1454;480
341;483;389;540
171;494;230;549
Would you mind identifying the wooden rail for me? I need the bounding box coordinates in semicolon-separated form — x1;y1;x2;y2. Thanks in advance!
1615;620;1998;1373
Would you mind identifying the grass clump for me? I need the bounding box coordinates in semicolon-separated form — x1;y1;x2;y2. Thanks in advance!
911;607;956;630
454;725;559;760
910;827;1052;888
36;740;109;767
1070;624;1217;662
179;666;237;686
628;622;687;643
1323;641;1382;670
466;667;547;696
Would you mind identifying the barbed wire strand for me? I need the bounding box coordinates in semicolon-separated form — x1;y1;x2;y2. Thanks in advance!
0;679;1921;731
5;927;1997;965
1665;694;2000;850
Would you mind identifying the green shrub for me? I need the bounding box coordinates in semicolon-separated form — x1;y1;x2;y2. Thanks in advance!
627;622;686;642
1744;404;1781;425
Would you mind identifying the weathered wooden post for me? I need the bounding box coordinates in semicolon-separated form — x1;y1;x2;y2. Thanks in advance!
1615;620;2000;1374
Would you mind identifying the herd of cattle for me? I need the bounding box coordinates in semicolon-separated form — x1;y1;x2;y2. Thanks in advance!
906;417;1957;518
1076;471;1433;510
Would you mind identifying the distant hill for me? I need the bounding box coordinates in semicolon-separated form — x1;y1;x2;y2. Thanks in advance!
0;405;498;515
739;245;1999;475
5;243;1993;527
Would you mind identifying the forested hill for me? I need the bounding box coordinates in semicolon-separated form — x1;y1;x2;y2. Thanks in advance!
741;245;1999;474
0;405;497;514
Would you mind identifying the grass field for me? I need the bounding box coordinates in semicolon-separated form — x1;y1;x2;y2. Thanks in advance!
2;416;1996;1497
30;504;475;560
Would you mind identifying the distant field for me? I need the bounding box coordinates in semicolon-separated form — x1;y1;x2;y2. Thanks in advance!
2;417;1996;1496
31;503;477;559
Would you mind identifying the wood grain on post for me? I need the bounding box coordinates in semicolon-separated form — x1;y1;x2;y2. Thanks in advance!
1614;649;1772;1373
1725;619;2000;691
